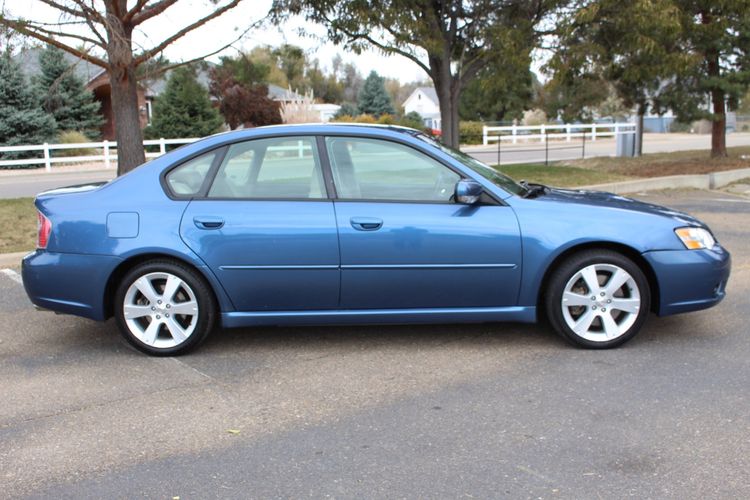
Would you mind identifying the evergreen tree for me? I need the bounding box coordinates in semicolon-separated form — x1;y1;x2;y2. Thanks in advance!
35;45;102;139
145;67;223;139
333;102;358;119
0;52;56;161
357;71;395;117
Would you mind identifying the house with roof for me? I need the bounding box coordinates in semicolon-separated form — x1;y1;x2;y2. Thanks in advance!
403;87;441;131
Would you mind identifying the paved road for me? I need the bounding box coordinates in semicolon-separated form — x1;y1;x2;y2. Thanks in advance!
2;133;750;199
1;190;748;498
0;169;114;199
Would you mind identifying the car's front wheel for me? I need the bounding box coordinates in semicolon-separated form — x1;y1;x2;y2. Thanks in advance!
114;260;216;356
545;250;651;348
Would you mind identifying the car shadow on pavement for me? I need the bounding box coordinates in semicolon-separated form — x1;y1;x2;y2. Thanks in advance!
201;321;565;355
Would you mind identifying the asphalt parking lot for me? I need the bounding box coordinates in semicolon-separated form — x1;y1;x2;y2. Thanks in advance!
1;189;749;499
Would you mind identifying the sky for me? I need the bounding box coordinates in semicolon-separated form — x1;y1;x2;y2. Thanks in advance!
6;0;431;82
5;0;547;83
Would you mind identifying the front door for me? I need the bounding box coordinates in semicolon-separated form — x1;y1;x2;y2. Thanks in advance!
325;136;522;310
179;136;339;311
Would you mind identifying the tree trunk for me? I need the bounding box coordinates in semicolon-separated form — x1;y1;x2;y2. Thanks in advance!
710;88;727;158
434;83;461;148
635;105;645;157
435;80;456;147
703;12;727;159
449;80;461;149
110;64;146;175
104;2;145;176
430;54;462;149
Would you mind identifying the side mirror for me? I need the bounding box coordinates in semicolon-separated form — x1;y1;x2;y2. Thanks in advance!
455;179;483;204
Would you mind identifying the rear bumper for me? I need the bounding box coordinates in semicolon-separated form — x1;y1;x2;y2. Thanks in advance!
643;245;731;316
22;250;122;320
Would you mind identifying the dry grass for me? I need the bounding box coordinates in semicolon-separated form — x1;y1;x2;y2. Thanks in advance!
0;198;37;253
497;164;634;187
564;146;750;178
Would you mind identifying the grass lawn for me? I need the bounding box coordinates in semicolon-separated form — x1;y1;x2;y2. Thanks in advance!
564;145;750;177
0;198;37;254
496;164;634;187
495;146;750;187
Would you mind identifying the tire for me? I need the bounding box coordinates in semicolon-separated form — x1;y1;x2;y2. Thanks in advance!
545;250;650;349
114;259;216;356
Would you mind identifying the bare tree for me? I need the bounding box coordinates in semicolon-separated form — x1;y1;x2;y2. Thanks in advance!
0;1;260;174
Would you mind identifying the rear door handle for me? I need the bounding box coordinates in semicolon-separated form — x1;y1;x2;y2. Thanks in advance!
193;216;224;230
350;217;383;231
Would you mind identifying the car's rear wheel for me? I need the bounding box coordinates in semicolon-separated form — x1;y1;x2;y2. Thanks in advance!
545;250;650;348
114;260;216;356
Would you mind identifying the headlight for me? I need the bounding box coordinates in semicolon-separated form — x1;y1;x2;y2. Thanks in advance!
675;227;715;250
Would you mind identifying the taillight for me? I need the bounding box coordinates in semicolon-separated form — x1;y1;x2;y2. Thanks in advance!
37;211;52;249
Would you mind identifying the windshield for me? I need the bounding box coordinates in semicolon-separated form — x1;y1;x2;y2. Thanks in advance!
415;133;528;197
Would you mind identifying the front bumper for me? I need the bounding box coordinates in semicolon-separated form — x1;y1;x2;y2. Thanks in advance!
643;244;731;316
22;250;122;320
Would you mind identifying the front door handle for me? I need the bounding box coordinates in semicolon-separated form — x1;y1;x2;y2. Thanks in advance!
194;216;224;230
350;217;383;231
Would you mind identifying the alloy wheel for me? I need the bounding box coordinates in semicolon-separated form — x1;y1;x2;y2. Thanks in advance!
560;263;641;342
122;271;199;349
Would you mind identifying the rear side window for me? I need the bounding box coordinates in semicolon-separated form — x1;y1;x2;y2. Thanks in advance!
208;137;325;199
165;150;217;196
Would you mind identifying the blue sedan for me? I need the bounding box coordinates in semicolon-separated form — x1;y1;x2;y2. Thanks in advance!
22;125;731;355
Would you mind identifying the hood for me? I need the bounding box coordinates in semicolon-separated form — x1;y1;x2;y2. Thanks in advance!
540;187;705;227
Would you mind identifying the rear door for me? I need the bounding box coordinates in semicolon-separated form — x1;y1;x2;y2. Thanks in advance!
325;135;522;310
178;136;340;311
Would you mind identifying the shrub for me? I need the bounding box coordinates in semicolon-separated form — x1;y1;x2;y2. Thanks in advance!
330;114;355;123
459;121;484;145
399;111;424;129
377;113;397;125
669;120;693;133
55;131;96;157
354;114;377;124
333;102;358;119
522;109;547;126
280;89;319;124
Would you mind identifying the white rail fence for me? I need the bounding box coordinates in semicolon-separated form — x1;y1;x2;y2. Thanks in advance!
1;124;637;171
482;122;636;146
0;138;199;171
0;137;317;171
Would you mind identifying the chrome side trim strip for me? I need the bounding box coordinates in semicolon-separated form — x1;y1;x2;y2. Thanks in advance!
220;263;516;270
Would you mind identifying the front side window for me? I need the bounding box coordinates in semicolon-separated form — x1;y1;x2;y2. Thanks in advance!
166;150;218;196
208;137;325;199
415;133;528;196
325;137;460;202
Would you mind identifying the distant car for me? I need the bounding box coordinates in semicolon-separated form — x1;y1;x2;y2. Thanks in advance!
22;125;730;355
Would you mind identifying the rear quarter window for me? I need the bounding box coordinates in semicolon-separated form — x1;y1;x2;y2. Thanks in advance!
165;151;218;196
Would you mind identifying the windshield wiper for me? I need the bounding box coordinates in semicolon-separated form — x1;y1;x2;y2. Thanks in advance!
520;180;549;198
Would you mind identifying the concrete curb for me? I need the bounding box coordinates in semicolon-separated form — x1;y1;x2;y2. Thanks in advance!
0;251;28;268
577;167;750;194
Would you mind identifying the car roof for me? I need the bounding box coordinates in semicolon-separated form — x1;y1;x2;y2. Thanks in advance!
204;123;424;141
